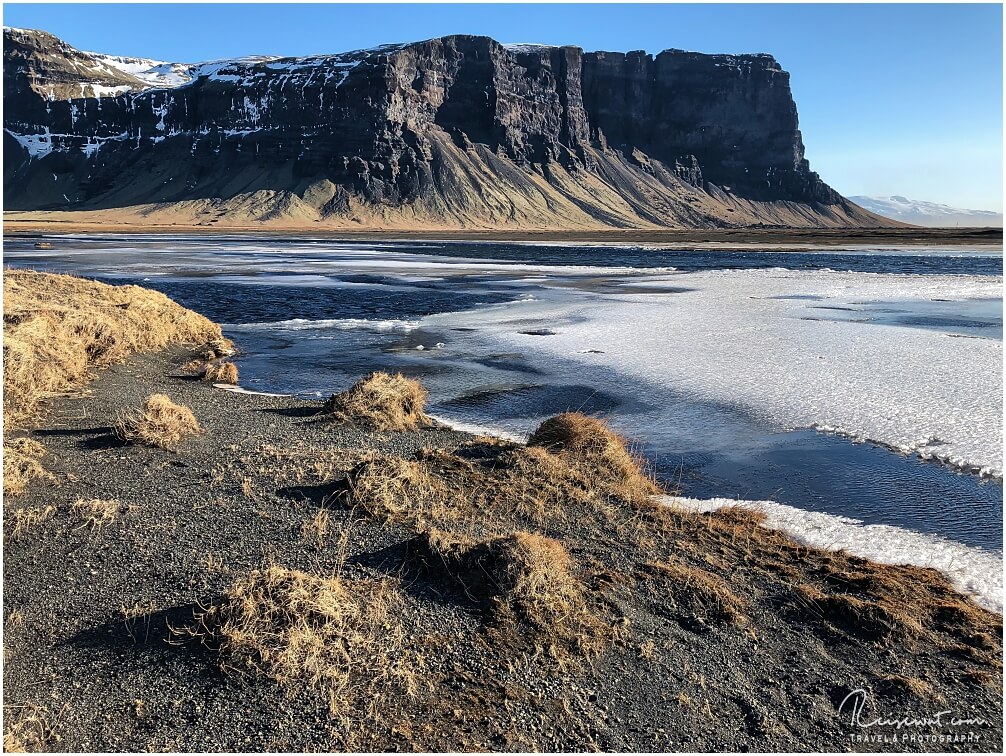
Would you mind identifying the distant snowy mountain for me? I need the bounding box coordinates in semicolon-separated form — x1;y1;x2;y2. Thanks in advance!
849;195;1003;227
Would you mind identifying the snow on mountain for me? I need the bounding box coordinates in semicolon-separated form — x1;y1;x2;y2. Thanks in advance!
850;195;1003;228
89;54;196;88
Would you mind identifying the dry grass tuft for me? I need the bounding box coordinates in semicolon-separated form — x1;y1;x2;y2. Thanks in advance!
178;565;418;713
639;560;746;625
115;394;201;450
789;556;1002;661
300;509;331;547
3;269;226;429
2;437;52;495
200;337;236;360
347;456;450;523
202;362;239;384
321;372;430;431
419;529;606;656
528;412;660;502
3;505;55;542
3;705;57;752
69;498;121;531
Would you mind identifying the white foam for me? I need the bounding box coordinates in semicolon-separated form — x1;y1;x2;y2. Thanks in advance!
666;495;1003;613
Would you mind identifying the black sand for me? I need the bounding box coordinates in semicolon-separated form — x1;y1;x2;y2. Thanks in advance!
3;347;1002;752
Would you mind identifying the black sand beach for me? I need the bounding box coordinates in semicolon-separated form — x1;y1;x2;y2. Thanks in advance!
4;344;1002;752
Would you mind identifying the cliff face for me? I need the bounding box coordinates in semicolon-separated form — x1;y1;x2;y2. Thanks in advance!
3;28;888;228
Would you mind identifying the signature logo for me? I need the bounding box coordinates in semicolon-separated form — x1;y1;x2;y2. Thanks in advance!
838;689;987;745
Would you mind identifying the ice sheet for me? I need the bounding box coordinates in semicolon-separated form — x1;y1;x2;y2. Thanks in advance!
432;268;1003;477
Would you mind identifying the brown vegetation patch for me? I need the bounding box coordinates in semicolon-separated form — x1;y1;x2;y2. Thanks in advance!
202;362;239;384
346;417;660;531
657;502;1001;669
115;394;201;450
790;556;1002;659
417;529;607;657
3;269;226;428
2;705;58;752
2;437;52;495
528;412;660;502
321;372;430;431
875;674;934;699
347;456;449;523
3;505;55;542
177;565;419;714
69;498;122;531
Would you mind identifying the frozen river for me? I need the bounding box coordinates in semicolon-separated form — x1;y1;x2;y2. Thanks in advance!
5;234;1002;609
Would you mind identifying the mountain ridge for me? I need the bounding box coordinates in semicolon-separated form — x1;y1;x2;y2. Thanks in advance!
3;27;896;230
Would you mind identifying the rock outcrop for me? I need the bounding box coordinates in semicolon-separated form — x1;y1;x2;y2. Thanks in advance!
3;27;891;229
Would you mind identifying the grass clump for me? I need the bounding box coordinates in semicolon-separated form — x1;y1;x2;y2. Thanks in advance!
321;372;430;431
69;498;122;531
3;505;55;542
528;412;660;502
179;565;417;711
347;456;451;523
115;394;201;450
3;705;58;753
2;437;52;495
419;529;606;657
202;362;239;384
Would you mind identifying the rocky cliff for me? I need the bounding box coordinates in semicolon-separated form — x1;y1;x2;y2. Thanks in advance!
3;27;890;229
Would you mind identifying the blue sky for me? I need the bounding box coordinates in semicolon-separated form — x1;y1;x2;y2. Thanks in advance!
4;2;1002;210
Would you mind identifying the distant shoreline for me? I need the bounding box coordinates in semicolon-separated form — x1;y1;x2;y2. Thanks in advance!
3;217;1002;248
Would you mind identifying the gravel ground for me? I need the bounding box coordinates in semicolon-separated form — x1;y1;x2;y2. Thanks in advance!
3;348;1002;752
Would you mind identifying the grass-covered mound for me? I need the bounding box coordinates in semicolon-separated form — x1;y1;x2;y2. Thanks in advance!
115;394;201;450
178;564;420;716
321;372;430;431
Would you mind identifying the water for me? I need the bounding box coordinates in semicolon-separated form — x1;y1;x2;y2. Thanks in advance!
4;234;1002;557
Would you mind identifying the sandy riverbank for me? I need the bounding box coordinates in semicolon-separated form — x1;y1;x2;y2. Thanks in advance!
4;216;1002;249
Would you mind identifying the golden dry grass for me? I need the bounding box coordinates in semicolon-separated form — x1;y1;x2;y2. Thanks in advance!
2;437;52;495
348;456;449;523
321;372;430;431
528;413;660;502
300;509;331;547
69;498;121;531
420;529;606;657
114;394;201;450
660;502;1002;664
3;504;55;542
178;564;420;714
3;269;226;428
2;705;57;752
639;559;746;625
202;362;239;384
346;415;660;531
3;269;226;494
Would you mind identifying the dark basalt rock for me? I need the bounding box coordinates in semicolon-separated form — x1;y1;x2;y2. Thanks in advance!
2;28;885;227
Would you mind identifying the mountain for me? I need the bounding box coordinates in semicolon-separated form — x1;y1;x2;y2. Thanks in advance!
848;196;1003;228
3;27;894;230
